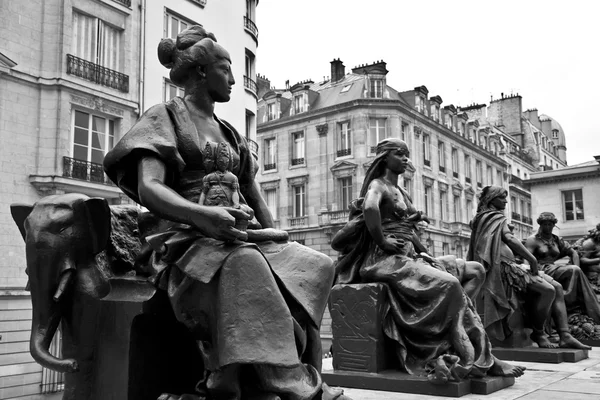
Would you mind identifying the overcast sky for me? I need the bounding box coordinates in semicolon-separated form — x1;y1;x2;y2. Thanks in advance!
256;0;600;166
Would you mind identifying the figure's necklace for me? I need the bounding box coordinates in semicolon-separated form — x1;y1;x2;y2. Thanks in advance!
538;234;556;247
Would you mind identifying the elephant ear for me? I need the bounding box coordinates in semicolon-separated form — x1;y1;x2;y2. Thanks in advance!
10;204;33;241
83;198;111;255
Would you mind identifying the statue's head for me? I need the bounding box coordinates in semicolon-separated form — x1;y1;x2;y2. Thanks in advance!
477;185;508;213
360;138;410;197
537;212;558;234
158;25;233;102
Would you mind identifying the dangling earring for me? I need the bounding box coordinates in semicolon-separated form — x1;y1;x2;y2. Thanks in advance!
197;67;206;79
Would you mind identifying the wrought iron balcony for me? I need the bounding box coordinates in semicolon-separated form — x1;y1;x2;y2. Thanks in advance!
337;148;352;157
450;221;471;236
111;0;131;6
511;212;521;221
244;16;259;41
289;216;308;227
67;54;129;92
291;158;305;166
319;210;350;226
263;163;276;171
247;138;259;157
244;75;257;98
522;216;533;225
63;157;113;185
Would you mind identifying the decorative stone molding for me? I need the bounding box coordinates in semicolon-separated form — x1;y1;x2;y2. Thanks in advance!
452;182;464;197
316;123;329;136
331;160;357;178
71;94;124;116
287;174;309;187
260;179;280;190
423;176;434;187
464;185;475;199
438;182;448;192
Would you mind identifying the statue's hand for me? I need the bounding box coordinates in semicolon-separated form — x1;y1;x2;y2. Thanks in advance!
192;206;250;242
379;237;405;254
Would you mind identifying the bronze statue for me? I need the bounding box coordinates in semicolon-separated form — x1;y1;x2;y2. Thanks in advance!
574;223;600;287
331;139;525;382
525;212;600;325
103;24;349;400
467;186;590;350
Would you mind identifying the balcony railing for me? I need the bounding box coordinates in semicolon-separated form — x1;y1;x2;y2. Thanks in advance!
111;0;131;6
289;216;308;227
63;156;113;185
291;158;305;166
511;212;521;221
244;75;257;98
244;16;259;40
450;221;471;236
67;54;129;92
264;163;276;171
41;330;64;394
337;148;352;157
247;138;258;156
522;216;533;225
319;210;350;226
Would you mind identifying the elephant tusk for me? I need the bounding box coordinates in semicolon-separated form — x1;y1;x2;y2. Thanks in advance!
53;270;74;302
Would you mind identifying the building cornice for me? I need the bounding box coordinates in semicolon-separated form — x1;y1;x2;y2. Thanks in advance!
526;169;600;186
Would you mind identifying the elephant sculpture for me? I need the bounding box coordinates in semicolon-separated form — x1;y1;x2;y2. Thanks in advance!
11;193;162;399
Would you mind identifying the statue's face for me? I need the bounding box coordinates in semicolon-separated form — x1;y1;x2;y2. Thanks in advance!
539;221;555;235
385;144;410;174
204;46;235;103
489;192;508;210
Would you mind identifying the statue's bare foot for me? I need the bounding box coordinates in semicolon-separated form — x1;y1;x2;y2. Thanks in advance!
488;357;526;377
559;332;592;350
321;383;352;400
531;332;558;348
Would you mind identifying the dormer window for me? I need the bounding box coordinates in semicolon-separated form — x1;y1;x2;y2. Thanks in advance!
552;129;559;139
431;104;440;122
369;78;384;98
293;93;308;114
415;96;424;113
445;114;453;130
267;102;277;121
341;84;352;93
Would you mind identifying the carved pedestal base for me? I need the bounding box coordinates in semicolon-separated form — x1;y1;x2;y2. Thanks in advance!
491;347;588;363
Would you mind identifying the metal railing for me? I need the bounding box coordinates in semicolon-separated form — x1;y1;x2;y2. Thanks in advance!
522;216;533;225
289;216;308;227
244;16;259;39
264;163;276;171
291;158;305;166
319;210;350;226
63;156;113;185
111;0;131;6
511;212;521;221
244;75;257;97
337;148;351;157
247;138;258;156
41;330;64;394
67;54;129;92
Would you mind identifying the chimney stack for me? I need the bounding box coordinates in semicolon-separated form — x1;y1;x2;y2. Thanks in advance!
330;58;345;83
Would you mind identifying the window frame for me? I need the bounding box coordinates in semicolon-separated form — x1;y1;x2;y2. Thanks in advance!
438;141;446;173
263;187;279;220
163;78;184;102
337;121;352;156
368;117;387;153
72;11;122;71
292;184;307;217
338;176;353;211
562;189;584;221
422;132;431;167
71;109;116;165
291;131;306;166
263;137;277;171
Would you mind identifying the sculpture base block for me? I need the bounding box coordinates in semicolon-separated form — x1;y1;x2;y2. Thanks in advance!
492;347;588;363
470;376;515;395
322;370;471;397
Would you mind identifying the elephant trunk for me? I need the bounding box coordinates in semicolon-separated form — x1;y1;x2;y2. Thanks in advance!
29;264;79;373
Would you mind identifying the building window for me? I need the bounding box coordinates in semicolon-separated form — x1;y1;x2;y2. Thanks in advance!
293;184;306;217
293;93;308;114
72;12;122;71
245;50;255;81
415;95;426;113
401;122;409;143
423;133;431;167
431;104;440;122
438;141;446;173
464;155;471;183
454;195;461;222
337;121;351;157
445;114;453;131
368;118;387;153
264;188;278;220
460;122;466;136
245;111;254;139
72;110;115;165
339;177;353;211
563;189;584;221
511;196;517;217
442;242;450;256
440;190;448;221
486;165;493;185
267;103;277;121
403;178;413;199
552;129;559;139
263;138;276;170
163;78;184;101
369;78;384;98
496;169;502;185
424;185;433;217
475;160;483;188
451;148;459;178
291;131;305;165
456;244;464;258
164;11;194;39
466;199;473;220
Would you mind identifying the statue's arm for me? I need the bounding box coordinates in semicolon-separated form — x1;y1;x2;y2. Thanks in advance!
137;155;249;241
244;180;274;229
580;240;600;267
502;226;539;275
560;239;580;266
364;181;403;254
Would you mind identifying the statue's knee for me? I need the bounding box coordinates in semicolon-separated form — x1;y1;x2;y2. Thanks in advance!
467;261;485;281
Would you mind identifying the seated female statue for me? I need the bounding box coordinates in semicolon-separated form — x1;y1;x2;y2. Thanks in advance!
525;212;600;324
331;138;525;381
104;25;345;400
467;186;590;350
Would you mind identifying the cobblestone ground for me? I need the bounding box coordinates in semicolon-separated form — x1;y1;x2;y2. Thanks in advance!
323;346;600;399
